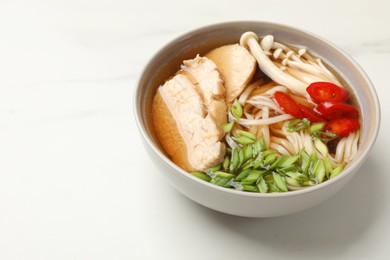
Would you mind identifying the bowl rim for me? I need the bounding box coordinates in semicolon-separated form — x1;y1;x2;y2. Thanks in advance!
134;20;381;198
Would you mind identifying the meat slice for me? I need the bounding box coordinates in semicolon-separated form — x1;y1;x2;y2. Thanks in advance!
153;74;225;172
181;55;227;136
206;43;256;102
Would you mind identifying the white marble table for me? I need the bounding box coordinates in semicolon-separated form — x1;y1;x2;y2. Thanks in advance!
1;0;389;259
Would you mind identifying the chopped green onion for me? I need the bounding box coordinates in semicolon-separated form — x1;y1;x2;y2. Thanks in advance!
241;158;254;170
209;171;235;187
207;164;221;173
330;165;344;179
313;131;339;142
271;155;288;169
242;185;259;192
231;99;243;118
281;155;300;168
243;145;253;161
285;177;301;187
310;122;338;142
302;180;316;186
232;135;255;145
323;157;333;179
300;149;311;175
238;148;245;168
242;170;265;184
263;152;277;166
252;150;272;169
222;156;230;172
222;121;235;133
257;176;269;193
252;157;262;169
255;139;266;153
295;173;310;182
284;171;304;180
195;137;346;193
278;164;300;173
287;118;310;132
229;148;240;173
264;173;274;182
235;168;252;181
267;180;280;193
272;154;300;169
310;122;325;134
210;176;232;187
237;130;256;140
213;171;235;178
308;152;319;177
314;138;329;157
312;159;326;183
192;171;211;182
272;173;288;192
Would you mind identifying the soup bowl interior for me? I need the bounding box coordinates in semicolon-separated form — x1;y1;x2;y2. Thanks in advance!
134;21;380;217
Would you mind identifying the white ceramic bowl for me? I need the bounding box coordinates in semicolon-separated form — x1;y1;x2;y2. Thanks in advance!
134;21;380;217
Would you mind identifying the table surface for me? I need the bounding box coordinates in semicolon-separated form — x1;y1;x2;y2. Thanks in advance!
1;0;390;259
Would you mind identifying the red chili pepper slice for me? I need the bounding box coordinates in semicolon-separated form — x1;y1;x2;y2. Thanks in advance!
298;104;325;123
274;91;303;118
307;82;349;103
315;101;359;120
324;118;360;137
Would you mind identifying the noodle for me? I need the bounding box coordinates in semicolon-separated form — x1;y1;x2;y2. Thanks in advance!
238;114;293;126
232;78;360;168
261;106;270;147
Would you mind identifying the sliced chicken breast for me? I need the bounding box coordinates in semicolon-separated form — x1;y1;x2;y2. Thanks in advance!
153;74;225;172
181;55;227;136
206;43;256;102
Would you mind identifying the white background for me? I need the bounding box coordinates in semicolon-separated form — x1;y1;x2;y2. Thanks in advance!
1;0;389;259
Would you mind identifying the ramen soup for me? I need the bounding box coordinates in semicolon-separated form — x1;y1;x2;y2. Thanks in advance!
152;31;361;193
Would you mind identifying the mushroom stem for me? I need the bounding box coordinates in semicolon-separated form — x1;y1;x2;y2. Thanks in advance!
240;32;308;97
284;67;326;84
287;60;327;76
315;59;342;85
